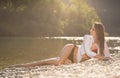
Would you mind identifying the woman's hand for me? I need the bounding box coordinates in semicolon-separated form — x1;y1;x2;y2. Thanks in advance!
102;57;110;61
94;54;110;61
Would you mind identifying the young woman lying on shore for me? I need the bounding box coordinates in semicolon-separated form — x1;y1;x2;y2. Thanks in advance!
19;22;111;67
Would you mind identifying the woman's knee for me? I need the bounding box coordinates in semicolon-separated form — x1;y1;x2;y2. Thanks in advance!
64;44;75;49
61;44;75;55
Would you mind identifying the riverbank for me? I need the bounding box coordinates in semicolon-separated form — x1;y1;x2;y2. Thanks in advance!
0;53;120;78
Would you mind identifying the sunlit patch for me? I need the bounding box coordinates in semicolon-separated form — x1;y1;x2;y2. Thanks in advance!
0;53;120;78
0;37;120;77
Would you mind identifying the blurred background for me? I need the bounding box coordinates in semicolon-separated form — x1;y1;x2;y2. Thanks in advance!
0;0;120;69
87;0;120;36
0;0;102;37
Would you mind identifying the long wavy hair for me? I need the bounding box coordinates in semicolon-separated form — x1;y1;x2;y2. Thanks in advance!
94;22;105;56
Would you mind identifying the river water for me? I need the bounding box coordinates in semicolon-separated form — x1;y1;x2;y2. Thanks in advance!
0;37;120;78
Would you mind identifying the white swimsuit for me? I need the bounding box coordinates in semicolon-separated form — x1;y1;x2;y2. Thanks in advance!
76;35;111;63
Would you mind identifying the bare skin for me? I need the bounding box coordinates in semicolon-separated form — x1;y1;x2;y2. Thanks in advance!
19;26;109;67
20;44;76;67
20;43;103;67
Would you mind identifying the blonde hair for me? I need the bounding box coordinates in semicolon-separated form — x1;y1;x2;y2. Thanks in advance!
94;22;105;56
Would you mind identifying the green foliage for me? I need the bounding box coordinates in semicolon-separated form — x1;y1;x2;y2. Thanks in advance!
0;0;100;37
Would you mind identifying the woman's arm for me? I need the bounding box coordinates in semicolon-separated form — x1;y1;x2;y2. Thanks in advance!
94;54;110;61
84;35;111;61
94;41;112;61
83;35;97;58
94;54;103;59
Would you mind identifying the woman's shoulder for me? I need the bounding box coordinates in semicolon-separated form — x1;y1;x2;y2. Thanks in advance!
84;34;93;38
83;34;93;42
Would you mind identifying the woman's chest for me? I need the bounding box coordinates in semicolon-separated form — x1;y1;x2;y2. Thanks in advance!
91;43;98;53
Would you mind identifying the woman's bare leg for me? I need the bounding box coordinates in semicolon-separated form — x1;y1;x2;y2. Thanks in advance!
58;44;75;64
20;44;75;67
20;57;60;67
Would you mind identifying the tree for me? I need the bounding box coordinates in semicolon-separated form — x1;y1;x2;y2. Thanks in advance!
0;0;100;37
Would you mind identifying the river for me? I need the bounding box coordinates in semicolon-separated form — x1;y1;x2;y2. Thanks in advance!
0;37;120;78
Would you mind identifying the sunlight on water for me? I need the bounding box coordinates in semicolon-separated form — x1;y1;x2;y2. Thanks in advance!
0;36;120;78
44;36;120;40
2;36;120;40
43;37;83;40
105;37;120;40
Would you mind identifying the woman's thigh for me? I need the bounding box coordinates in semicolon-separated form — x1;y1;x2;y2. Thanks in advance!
59;44;75;64
60;44;74;56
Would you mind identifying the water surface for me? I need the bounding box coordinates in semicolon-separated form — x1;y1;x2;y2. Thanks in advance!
0;37;120;69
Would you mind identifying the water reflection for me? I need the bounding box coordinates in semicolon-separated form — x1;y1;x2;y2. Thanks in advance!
0;37;120;69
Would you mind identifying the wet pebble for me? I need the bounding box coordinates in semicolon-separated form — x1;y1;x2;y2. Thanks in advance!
0;53;120;78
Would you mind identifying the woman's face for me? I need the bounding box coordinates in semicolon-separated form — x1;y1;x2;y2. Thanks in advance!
90;26;96;37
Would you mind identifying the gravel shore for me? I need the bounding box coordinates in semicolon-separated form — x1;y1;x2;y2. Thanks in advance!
0;53;120;78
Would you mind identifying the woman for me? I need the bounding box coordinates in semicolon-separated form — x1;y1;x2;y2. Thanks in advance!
20;22;111;67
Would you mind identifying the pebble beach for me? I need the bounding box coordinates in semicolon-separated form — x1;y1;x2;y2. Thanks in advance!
0;52;120;78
